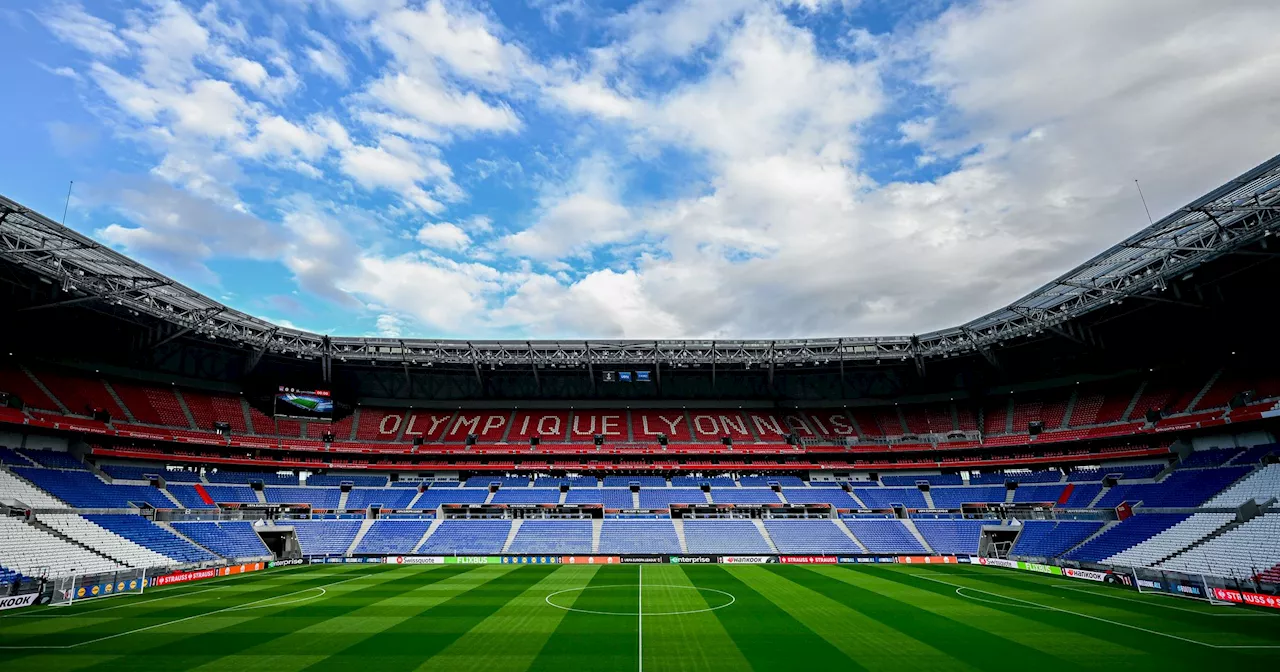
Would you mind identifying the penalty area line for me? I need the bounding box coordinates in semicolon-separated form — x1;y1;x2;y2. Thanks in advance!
911;572;1280;650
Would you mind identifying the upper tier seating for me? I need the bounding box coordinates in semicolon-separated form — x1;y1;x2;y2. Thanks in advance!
206;470;299;485
671;476;735;487
534;476;599;487
1229;443;1280;466
930;487;1007;508
684;520;772;554
287;519;363;556
84;514;217;563
13;467;174;508
1158;514;1280;580
170;521;270;559
565;488;634;508
1102;513;1235;568
781;488;858;508
843;519;925;553
852;487;927;509
1067;464;1164;481
0;446;33;466
599;520;681;554
1180;449;1244;468
1203;464;1280;508
1095;466;1251;508
167;484;258;507
603;476;667;487
418;520;511;554
1062;514;1190;563
912;519;988;555
882;474;962;486
1061;483;1103;508
764;520;860;553
1012;485;1067;503
344;488;418;510
38;513;177;569
738;475;804;487
491;488;561;505
265;487;341;509
709;488;782;504
355;520;432;554
18;449;88;470
1009;520;1105;558
0;516;128;578
411;488;488;509
639;489;705;509
101;465;202;482
465;476;529;487
507;520;592;554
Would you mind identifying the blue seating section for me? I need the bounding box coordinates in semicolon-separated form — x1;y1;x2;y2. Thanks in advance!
1006;470;1064;484
738;475;804;487
843;520;925;553
1230;443;1280;466
1062;514;1190;562
201;485;260;504
507;520;592;554
0;446;31;466
1094;466;1251;508
638;489;705;508
882;474;962;486
171;521;270;559
288;519;361;555
764;520;860;553
852;487;927;509
491;488;560;504
101;465;203;482
534;477;598;487
18;450;87;470
205;470;298;485
355;520;432;554
1009;520;1104;558
709;488;781;504
85;514;218;563
306;474;388;487
1012;485;1066;503
14;467;174;508
930;487;1006;508
265;487;341;508
1067;464;1164;482
0;566;21;586
1180;449;1243;468
684;520;772;554
781;488;858;508
412;488;489;509
1062;483;1103;508
671;476;735;487
565;488;634;508
912;519;987;554
599;521;680;554
418;520;511;554
603;476;667;487
464;476;529;487
166;485;216;508
345;488;417;510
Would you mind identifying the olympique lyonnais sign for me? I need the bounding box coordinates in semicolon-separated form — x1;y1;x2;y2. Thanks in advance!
1213;588;1280;610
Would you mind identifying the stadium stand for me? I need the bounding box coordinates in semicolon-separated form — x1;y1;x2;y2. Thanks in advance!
709;488;782;504
37;514;177;569
417;520;511;554
507;520;592;554
13;467;174;508
0;517;128;578
1101;513;1235;568
1202;464;1280;508
0;469;66;507
1158;513;1280;580
1009;520;1105;558
764;520;861;553
599;520;681;554
84;515;217;563
843;519;926;553
683;520;772;554
286;519;362;556
355;520;433;554
265;486;341;508
912;519;989;555
306;474;389;487
1062;514;1190;563
852;487;927;509
781;487;858;508
169;522;271;559
930;487;1006;507
344;488;417;510
491;488;561;504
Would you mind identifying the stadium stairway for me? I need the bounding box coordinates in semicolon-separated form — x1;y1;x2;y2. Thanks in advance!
413;518;445;552
631;491;641;508
171;389;198;429
592;519;602;553
832;518;870;553
406;490;425;509
346;520;375;555
337;489;350;510
752;519;780;553
254;488;267;504
1087;485;1112;508
900;518;935;553
156;520;220;559
921;489;936;509
25;516;123;566
103;380;135;422
501;520;523;553
1058;520;1121;557
672;518;689;553
847;490;868;508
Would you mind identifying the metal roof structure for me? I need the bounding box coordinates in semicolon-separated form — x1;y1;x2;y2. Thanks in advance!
3;152;1279;369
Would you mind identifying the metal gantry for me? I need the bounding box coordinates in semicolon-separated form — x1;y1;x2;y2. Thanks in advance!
2;151;1279;368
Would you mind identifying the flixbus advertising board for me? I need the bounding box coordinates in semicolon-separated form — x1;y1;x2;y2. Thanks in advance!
444;556;502;564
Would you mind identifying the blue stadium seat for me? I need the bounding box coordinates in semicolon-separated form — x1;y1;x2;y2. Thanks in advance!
85;514;218;563
843;519;925;553
418;520;511;554
709;488;781;504
1062;514;1190;562
764;520;860;553
170;521;271;559
355;520;432;554
912;519;988;554
507;520;592;554
265;486;341;508
14;467;174;508
599;521;680;554
781;488;857;508
1009;520;1105;558
344;488;418;510
287;519;362;556
683;520;771;554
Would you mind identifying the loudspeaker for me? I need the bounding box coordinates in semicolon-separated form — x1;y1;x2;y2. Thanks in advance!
593;434;604;446
92;408;111;423
465;433;478;446
720;436;733;446
213;421;231;434
783;433;797;445
322;431;335;443
1;392;23;411
1028;420;1044;436
658;434;668;446
413;437;424;446
1229;391;1255;410
1144;409;1163;424
530;436;540;446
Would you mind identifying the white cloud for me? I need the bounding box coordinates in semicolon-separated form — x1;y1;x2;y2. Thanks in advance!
41;3;128;57
363;72;521;135
415;222;470;250
304;29;350;84
337;136;459;212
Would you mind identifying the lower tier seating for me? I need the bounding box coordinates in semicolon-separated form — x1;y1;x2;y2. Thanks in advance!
683;520;772;554
764;520;860;553
507;520;592;554
170;521;271;559
417;520;511;554
599;521;681;554
84;515;217;563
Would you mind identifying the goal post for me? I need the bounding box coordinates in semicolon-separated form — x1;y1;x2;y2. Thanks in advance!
49;568;148;606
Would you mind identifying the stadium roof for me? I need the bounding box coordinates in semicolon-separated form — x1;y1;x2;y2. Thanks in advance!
2;153;1278;368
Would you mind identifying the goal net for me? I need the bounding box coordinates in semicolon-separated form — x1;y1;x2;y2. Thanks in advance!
50;568;148;606
1131;567;1233;605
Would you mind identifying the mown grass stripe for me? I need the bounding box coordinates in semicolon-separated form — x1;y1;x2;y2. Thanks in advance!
414;564;600;672
739;564;979;672
699;564;864;671
636;564;752;672
299;564;562;672
529;565;638;672
797;565;1092;670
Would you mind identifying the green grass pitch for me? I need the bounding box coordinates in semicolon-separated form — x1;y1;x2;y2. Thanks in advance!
2;562;1278;671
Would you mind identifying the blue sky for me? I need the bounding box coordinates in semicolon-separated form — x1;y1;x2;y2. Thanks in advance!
2;0;1277;340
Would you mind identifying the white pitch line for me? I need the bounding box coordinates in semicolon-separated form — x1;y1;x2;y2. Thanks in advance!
638;564;643;672
1050;584;1280;617
0;584;231;620
910;572;1280;650
0;573;370;650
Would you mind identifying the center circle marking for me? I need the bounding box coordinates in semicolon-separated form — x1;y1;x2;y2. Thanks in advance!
545;584;736;616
